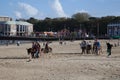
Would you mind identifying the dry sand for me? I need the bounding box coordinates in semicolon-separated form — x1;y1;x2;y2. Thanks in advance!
0;40;120;80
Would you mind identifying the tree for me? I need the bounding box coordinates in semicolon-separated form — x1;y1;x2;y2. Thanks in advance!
72;12;91;22
27;17;38;24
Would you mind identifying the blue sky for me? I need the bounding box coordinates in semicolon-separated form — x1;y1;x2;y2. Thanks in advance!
0;0;120;19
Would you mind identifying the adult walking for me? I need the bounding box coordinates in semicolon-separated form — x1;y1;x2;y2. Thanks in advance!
34;42;41;58
45;42;49;53
93;39;101;55
106;42;113;57
86;41;92;54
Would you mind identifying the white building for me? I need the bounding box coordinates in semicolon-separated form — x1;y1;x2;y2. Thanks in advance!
107;22;120;36
0;16;12;21
0;17;33;36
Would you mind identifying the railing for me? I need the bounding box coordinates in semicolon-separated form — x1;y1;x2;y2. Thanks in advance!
0;36;111;41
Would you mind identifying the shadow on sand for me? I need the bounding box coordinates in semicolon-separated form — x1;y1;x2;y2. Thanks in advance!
0;56;29;59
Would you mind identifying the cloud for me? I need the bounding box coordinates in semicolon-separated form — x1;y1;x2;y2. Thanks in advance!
18;2;39;17
13;2;45;19
52;0;68;17
14;11;22;18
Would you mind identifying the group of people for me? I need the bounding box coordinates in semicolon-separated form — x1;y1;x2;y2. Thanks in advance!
80;39;101;55
27;41;51;61
31;41;41;58
27;39;117;62
80;39;113;57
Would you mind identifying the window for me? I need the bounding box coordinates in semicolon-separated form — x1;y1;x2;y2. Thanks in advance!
23;25;25;31
5;24;7;31
20;25;22;31
17;25;19;31
8;25;10;31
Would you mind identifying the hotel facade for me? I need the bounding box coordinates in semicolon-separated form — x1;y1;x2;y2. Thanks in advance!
107;22;120;37
0;16;33;36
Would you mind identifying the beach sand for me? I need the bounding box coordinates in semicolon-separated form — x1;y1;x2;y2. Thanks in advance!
0;40;120;80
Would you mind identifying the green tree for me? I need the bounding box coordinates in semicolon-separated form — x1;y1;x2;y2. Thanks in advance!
72;12;91;22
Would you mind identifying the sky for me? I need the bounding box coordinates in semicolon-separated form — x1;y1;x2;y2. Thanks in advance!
0;0;120;20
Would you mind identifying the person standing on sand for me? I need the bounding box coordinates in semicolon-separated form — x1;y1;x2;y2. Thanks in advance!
106;42;113;57
17;41;20;46
27;42;35;62
80;40;87;54
86;41;92;54
45;42;49;53
34;42;41;58
93;39;101;55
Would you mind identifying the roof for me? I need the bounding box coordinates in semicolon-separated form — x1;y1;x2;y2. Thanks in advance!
0;21;33;25
5;21;16;24
16;21;33;25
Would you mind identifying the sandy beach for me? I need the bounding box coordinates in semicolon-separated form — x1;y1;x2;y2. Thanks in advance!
0;40;120;80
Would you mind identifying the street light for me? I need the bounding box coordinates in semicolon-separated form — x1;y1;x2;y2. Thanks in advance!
97;22;99;38
89;17;100;38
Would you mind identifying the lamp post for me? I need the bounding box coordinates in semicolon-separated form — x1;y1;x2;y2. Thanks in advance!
89;17;100;38
97;22;99;38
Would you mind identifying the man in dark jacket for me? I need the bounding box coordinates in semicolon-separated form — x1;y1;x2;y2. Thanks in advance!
106;42;113;57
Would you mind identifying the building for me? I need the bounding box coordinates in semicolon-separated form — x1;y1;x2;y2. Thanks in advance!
0;17;33;36
0;16;12;21
107;22;120;37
